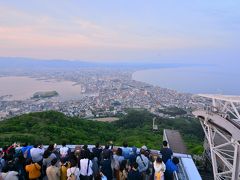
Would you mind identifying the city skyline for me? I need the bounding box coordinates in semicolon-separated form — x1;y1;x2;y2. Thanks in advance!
0;0;239;66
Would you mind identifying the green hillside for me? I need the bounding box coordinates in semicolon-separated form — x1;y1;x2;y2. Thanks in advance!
0;110;204;155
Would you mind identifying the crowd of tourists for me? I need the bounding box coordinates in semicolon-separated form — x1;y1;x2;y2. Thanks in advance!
0;140;179;180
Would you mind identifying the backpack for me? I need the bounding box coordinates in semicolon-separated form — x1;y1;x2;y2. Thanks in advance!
67;168;77;180
138;154;151;175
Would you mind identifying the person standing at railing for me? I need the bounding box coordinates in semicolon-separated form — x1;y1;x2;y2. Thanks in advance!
21;143;33;160
60;158;70;180
160;141;173;164
113;148;124;180
101;142;113;162
43;146;57;168
118;160;128;180
67;159;80;180
46;158;60;180
128;147;138;167
79;150;93;180
60;142;70;161
136;146;149;180
25;159;41;180
153;157;165;180
121;142;131;160
164;157;179;180
92;142;103;166
30;144;44;165
100;152;113;180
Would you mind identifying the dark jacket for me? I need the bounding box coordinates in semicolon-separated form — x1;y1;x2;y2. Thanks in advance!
101;159;112;180
127;169;141;180
160;148;173;163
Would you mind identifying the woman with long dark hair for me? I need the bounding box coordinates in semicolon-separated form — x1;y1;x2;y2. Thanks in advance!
118;160;128;180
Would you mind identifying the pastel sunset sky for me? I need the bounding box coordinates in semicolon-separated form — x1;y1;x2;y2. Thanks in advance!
0;0;239;64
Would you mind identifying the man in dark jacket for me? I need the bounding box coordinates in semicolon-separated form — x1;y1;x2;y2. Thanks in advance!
100;154;112;180
160;141;173;163
92;142;102;163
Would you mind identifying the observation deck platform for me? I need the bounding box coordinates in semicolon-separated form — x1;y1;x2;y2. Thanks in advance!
163;129;202;180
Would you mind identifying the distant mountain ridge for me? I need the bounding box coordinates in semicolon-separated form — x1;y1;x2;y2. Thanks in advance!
0;57;198;70
0;57;96;69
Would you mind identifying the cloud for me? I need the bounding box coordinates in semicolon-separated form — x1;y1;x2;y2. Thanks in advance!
0;4;230;60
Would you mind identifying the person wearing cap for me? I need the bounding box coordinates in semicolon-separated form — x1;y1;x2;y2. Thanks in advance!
136;146;149;180
141;146;147;151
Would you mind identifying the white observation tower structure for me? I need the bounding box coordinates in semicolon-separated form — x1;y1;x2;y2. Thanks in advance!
193;94;240;180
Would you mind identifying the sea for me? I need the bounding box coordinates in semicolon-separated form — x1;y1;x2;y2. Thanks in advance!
0;76;83;101
132;66;240;95
0;66;239;101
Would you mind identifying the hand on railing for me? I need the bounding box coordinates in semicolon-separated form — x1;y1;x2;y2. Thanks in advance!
173;171;179;180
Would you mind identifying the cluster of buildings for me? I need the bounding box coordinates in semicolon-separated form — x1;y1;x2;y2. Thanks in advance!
0;69;209;120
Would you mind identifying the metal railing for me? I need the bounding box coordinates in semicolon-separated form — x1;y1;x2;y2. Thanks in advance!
174;158;189;180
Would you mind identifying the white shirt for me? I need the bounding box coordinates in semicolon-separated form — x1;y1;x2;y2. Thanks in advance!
1;171;18;180
30;147;44;162
67;167;80;180
60;146;69;157
113;155;124;164
80;159;93;176
113;155;124;170
154;161;166;174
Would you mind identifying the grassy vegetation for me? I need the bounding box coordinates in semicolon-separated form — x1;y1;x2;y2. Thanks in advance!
0;110;204;155
157;106;187;116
